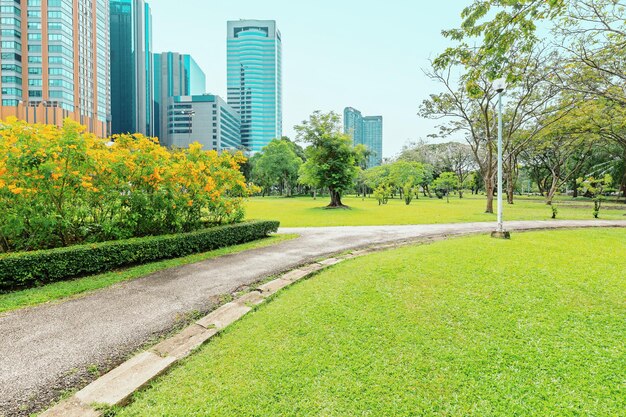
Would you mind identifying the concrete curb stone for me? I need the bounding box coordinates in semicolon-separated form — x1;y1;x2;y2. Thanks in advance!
75;351;176;406
38;397;100;417
151;324;218;360
258;278;292;295
236;290;266;306
317;257;343;266
196;301;251;330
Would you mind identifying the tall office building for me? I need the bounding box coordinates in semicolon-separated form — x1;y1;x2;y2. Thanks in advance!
153;52;206;143
110;0;153;136
227;19;282;152
0;0;111;136
344;107;383;168
167;95;241;152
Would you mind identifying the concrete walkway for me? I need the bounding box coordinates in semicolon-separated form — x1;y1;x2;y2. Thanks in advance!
1;220;625;416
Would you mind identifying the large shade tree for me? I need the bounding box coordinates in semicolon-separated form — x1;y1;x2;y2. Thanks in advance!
296;111;360;208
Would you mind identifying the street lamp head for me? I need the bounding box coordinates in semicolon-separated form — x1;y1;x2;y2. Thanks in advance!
493;78;507;94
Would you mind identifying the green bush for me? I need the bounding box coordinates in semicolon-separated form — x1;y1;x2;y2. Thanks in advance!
0;220;279;292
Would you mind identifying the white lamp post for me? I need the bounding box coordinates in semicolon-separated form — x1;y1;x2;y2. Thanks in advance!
491;78;511;239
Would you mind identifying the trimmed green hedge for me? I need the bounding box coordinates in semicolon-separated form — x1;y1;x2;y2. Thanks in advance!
0;220;279;292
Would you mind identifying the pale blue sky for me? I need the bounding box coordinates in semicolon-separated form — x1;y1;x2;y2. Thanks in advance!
148;0;465;158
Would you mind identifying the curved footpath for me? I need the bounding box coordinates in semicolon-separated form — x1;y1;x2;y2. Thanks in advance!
1;220;625;416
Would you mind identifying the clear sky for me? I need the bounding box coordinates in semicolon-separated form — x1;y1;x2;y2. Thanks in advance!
147;0;465;158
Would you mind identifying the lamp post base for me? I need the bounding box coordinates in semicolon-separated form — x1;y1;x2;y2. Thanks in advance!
491;230;511;239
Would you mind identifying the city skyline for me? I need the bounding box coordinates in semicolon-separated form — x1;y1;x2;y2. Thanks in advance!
0;1;466;157
147;0;465;158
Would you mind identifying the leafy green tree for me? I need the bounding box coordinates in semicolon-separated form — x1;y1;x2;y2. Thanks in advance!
466;171;484;195
248;153;270;196
353;144;373;198
399;141;475;198
419;67;499;211
253;139;303;197
435;0;564;82
577;174;613;218
520;97;603;205
363;165;391;190
373;184;391;205
389;161;428;205
296;111;360;208
432;172;460;203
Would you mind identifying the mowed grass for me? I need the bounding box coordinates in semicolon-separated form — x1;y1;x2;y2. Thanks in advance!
118;229;626;417
0;234;296;315
246;195;626;227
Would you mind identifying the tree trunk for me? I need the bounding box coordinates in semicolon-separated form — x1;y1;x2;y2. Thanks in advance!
546;180;558;205
484;175;494;214
621;151;626;198
327;188;348;208
507;176;514;204
504;156;516;204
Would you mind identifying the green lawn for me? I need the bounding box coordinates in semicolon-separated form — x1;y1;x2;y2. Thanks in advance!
117;228;626;417
0;234;296;315
246;195;626;227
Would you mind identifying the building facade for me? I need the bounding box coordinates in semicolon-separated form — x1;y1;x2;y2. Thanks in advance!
344;107;383;168
153;52;206;143
227;19;282;152
110;0;153;136
0;0;111;136
167;95;241;152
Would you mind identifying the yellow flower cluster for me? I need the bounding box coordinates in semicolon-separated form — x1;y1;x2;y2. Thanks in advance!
0;118;251;252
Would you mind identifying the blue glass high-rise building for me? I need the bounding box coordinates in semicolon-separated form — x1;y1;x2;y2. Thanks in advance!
110;0;153;136
227;20;282;152
344;107;383;168
153;52;206;144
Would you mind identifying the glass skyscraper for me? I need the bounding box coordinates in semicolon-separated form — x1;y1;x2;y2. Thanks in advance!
227;19;282;152
110;0;153;136
153;52;206;144
0;0;110;136
344;107;383;168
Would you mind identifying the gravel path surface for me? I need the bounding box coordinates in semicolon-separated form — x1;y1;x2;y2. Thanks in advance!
1;220;625;416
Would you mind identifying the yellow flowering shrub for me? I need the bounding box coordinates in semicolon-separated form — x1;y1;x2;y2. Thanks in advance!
0;118;252;252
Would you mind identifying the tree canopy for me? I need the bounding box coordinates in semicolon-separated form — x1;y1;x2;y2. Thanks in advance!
296;111;360;208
